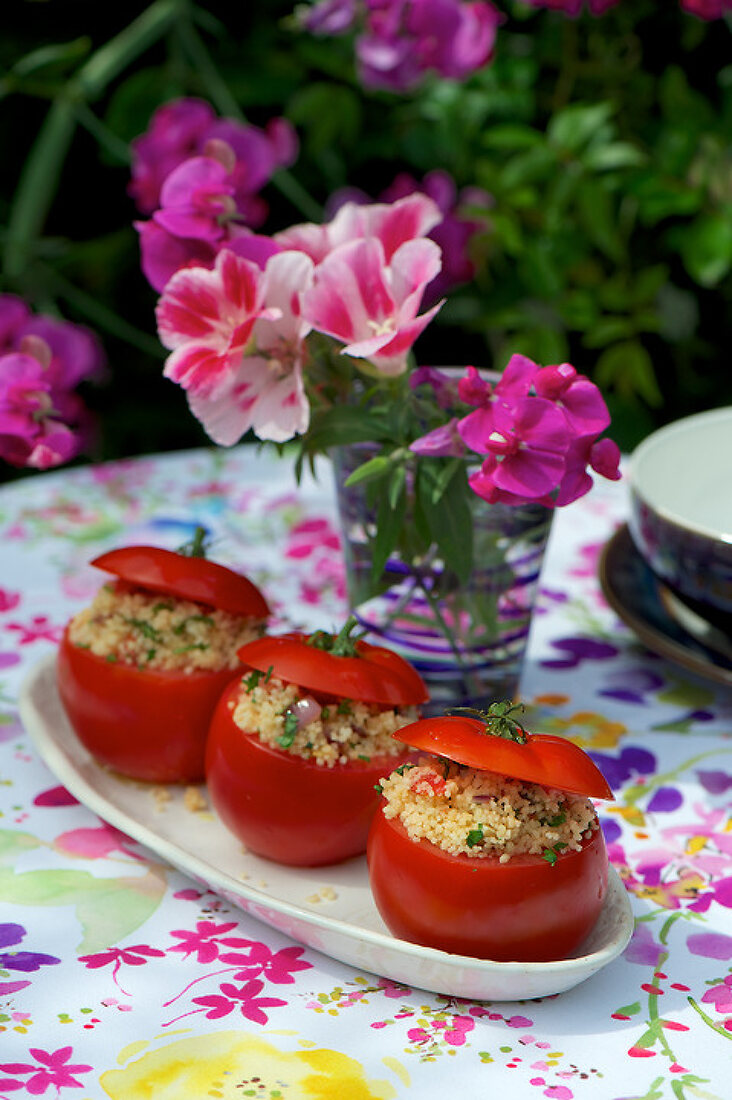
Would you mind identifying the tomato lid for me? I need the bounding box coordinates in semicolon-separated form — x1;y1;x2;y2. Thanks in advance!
236;620;428;707
91;544;270;618
391;704;613;799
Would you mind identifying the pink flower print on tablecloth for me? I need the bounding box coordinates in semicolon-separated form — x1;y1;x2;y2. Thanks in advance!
0;1046;92;1095
216;941;311;984
285;517;345;605
78;944;166;996
164;978;286;1027
4;615;63;646
167;919;240;963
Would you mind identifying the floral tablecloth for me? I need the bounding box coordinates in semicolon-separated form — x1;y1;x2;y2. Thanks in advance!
0;445;730;1100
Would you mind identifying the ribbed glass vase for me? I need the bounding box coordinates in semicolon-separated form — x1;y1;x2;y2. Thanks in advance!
333;443;553;714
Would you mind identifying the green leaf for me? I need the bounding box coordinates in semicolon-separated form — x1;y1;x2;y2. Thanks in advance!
582;142;645;172
481;123;542;151
12;37;92;79
418;464;474;586
371;482;407;585
678;212;732;287
548;102;614;153
344;455;392;488
595;340;663;407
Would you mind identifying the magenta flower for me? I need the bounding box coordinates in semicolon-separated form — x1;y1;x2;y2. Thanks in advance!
523;0;620;15
129;97;217;214
452;354;620;506
465;397;570;501
0;295;103;470
0;1046;92;1094
301;235;443;375
0;352;77;470
301;0;358;33
129;98;297;217
682;0;732;16
153;152;237;243
353;0;503;92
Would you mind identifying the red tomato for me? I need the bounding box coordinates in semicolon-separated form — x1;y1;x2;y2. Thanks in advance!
91;545;270;618
367;811;609;961
391;714;613;799
206;677;415;866
235;632;428;707
57;627;239;783
57;542;268;783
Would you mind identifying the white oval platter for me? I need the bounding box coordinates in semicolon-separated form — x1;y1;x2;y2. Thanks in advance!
19;654;633;1003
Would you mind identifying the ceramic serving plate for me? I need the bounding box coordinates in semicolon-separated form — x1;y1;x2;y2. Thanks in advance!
19;654;633;1003
599;525;732;687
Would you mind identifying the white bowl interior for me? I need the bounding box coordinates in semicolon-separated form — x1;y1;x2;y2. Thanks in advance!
630;407;732;542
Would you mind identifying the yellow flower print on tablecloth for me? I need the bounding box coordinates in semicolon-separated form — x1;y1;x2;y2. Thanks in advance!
99;1030;398;1100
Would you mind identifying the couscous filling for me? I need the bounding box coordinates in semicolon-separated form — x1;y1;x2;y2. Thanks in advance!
378;756;598;862
68;581;264;672
230;672;418;767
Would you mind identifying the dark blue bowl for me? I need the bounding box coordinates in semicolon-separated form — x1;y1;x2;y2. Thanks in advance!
628;407;732;627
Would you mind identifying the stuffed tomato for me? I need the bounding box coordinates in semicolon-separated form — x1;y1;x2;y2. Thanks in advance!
205;619;428;866
367;703;613;962
57;536;269;783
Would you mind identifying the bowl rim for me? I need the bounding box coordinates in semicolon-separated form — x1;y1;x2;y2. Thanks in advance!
629;406;732;546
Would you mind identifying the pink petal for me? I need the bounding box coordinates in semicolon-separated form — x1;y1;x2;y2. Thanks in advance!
388;237;443;314
302;238;395;343
494;447;565;497
367;193;443;261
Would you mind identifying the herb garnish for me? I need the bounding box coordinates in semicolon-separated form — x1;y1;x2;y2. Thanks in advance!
542;842;568;865
278;710;300;749
466;825;484;848
449;700;528;744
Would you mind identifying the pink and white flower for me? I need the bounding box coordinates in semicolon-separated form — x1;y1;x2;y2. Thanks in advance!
301;234;443;376
276;193;442;265
157;248;313;444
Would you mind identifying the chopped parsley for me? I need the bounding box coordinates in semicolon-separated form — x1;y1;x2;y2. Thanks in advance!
374;782;383;794
125;617;162;643
542;842;568;866
394;763;416;776
173;614;214;635
337;699;353;716
277;710;300;749
243;668;263;693
466;825;484;848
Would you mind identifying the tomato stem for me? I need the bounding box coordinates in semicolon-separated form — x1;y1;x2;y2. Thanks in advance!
177;525;210;558
449;701;529;743
307;614;365;657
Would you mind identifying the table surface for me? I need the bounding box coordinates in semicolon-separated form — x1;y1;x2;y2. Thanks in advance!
0;445;730;1100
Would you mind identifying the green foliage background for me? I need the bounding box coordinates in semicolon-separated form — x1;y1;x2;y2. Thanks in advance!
1;0;731;474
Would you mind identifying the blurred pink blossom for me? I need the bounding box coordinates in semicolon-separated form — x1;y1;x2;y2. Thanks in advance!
129;98;297;216
0;295;103;470
302;1;503;91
